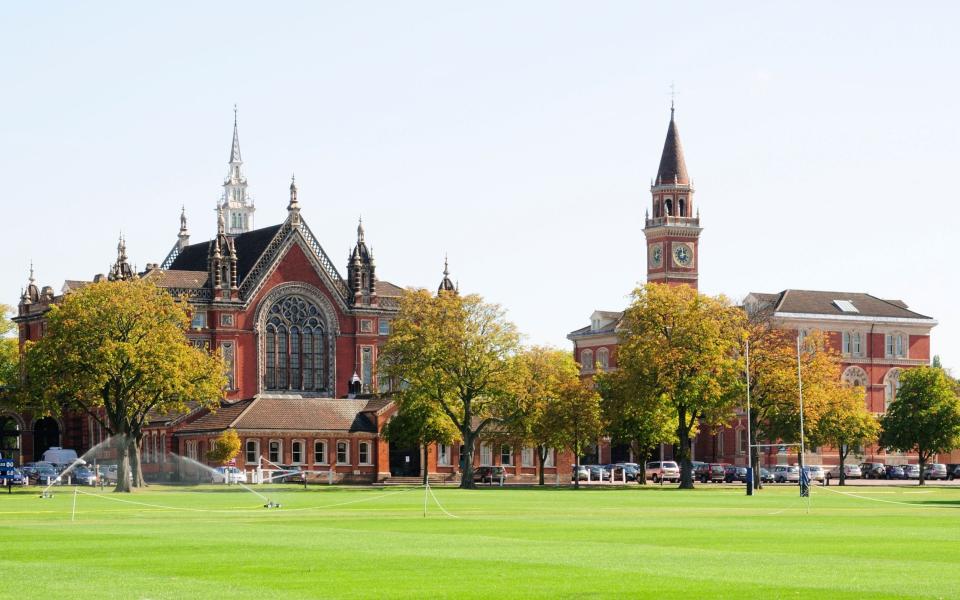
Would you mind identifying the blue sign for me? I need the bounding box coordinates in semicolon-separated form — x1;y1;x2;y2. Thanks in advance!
0;459;14;469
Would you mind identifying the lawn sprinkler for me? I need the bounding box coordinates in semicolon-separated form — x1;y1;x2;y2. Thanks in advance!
263;500;281;509
39;490;54;499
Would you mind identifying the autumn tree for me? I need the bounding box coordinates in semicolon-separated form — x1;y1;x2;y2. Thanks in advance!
206;429;242;466
810;385;879;485
508;346;592;485
616;283;745;488
0;305;17;393
880;366;960;486
382;397;458;485
544;372;602;489
595;367;675;484
378;289;521;489
21;280;226;492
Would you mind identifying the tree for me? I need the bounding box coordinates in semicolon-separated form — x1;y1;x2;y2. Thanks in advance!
206;429;242;466
510;347;590;486
382;397;458;485
543;372;602;489
0;305;18;393
379;289;521;489
616;283;745;488
595;367;675;484
21;280;226;492
880;366;960;486
740;307;852;489
810;385;879;485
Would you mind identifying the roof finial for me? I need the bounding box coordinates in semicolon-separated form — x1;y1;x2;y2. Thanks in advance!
669;81;676;118
217;206;225;233
229;105;242;164
357;216;365;242
443;253;449;277
180;206;188;232
28;260;35;285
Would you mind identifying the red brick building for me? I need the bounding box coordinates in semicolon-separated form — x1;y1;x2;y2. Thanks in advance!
568;108;946;469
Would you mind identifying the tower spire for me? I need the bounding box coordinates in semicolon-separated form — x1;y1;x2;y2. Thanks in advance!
656;104;688;185
438;254;457;294
220;106;255;235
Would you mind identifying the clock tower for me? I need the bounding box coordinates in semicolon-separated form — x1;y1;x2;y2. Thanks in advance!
644;106;701;289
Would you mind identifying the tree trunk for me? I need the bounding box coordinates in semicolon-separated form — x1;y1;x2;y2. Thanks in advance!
749;412;762;490
537;446;546;486
129;437;146;488
634;442;647;485
838;449;847;486
114;434;132;493
459;432;476;489
677;409;694;489
918;453;926;486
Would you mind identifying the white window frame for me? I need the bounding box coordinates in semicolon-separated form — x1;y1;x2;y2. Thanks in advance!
737;429;746;455
521;447;535;467
581;349;594;373
358;441;372;465
884;368;902;410
268;439;282;465
191;311;207;329
544;448;555;468
336;440;350;465
479;443;493;466
597;347;609;370
314;440;328;465
291;439;305;465
500;444;513;466
245;439;259;465
438;444;451;466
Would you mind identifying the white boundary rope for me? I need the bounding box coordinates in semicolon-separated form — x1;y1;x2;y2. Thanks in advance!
427;484;460;519
817;485;960;509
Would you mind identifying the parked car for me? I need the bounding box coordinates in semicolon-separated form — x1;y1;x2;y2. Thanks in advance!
474;466;507;484
946;464;960;481
607;464;637;482
760;468;775;483
884;465;906;480
71;466;98;486
827;464;862;480
587;465;610;481
571;465;589;482
22;461;55;480
803;465;825;483
102;465;134;484
646;461;680;483
696;463;728;483
616;463;640;482
860;462;887;479
772;465;799;483
32;466;59;485
213;466;248;484
903;464;920;480
724;466;749;483
923;463;948;481
277;465;305;483
690;461;707;475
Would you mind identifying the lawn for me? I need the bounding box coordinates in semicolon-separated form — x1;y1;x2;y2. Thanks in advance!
0;483;958;599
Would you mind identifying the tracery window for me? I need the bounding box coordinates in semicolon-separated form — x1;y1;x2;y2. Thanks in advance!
264;296;327;392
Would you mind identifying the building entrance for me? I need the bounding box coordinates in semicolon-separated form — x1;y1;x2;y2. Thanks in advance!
389;445;421;477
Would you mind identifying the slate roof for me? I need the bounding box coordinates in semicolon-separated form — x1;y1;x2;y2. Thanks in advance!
232;397;377;433
656;110;689;185
567;311;623;338
143;269;209;289
175;400;254;433
750;290;933;320
167;224;283;284
376;281;404;297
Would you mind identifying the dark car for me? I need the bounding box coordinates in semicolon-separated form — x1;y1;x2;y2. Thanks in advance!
474;466;507;484
32;466;59;485
276;465;304;483
946;464;960;481
860;462;887;479
696;463;728;483
884;465;906;480
723;465;749;483
71;466;97;486
606;464;637;482
760;468;775;483
587;465;610;481
615;463;640;482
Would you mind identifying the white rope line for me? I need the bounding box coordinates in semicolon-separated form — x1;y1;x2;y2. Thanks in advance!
257;486;419;513
767;492;809;515
817;485;960;509
75;488;263;513
427;485;460;519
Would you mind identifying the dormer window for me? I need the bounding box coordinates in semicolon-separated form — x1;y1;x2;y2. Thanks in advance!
833;300;859;313
591;319;600;331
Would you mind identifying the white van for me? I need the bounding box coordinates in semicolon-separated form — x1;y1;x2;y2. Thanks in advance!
42;447;79;467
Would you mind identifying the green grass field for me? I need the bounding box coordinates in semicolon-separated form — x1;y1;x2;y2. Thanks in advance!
1;483;958;599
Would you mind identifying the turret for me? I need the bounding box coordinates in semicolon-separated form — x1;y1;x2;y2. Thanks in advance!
219;106;255;235
346;218;377;305
438;255;457;295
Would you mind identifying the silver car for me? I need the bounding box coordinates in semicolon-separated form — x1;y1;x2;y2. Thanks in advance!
803;465;825;482
645;461;680;483
772;465;799;483
923;463;947;481
904;464;920;479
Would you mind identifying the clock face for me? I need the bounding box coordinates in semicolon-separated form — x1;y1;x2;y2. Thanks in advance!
673;243;693;267
649;244;663;267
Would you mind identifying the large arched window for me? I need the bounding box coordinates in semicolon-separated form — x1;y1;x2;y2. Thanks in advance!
596;347;609;370
580;349;594;373
264;296;327;392
842;366;868;388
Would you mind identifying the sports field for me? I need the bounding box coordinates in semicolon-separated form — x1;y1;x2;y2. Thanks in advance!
1;483;957;599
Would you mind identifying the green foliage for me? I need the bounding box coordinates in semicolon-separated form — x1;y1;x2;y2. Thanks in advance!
880;366;960;484
0;304;17;392
206;429;242;465
810;384;879;484
382;398;458;449
379;289;521;488
21;280;226;491
616;283;745;487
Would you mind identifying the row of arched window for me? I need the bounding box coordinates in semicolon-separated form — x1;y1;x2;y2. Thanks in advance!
653;197;688;218
580;347;610;373
842;365;901;410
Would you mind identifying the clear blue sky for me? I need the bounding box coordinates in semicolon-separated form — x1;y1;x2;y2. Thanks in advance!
2;2;957;371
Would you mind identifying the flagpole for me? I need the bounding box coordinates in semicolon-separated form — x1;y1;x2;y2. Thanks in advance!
745;338;753;492
796;334;809;512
